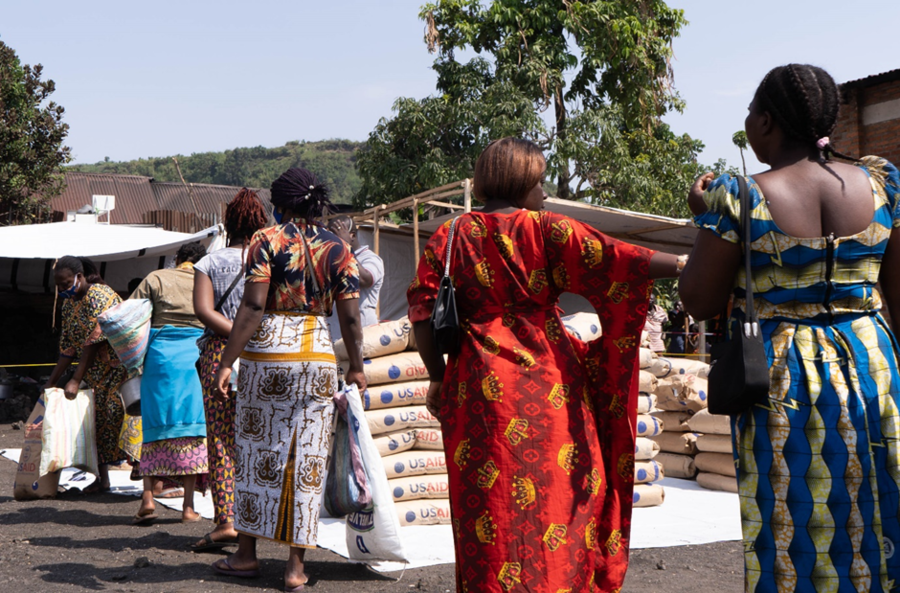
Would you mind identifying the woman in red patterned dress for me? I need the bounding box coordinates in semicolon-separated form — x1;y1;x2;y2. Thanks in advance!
408;138;682;592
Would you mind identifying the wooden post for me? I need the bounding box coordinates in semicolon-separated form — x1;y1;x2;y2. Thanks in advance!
413;198;420;269
463;178;472;212
373;211;380;257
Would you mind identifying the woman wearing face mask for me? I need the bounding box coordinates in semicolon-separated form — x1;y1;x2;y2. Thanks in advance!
44;256;129;494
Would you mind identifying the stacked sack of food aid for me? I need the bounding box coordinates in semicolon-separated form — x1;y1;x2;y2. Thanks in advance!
566;316;665;508
639;351;737;493
335;318;449;527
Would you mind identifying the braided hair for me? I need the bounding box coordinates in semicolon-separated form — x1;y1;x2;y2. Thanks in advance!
56;256;105;285
753;64;857;161
270;168;334;222
224;188;268;242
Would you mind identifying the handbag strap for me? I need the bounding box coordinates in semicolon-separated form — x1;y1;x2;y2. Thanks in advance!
737;175;759;337
214;270;243;312
443;216;461;278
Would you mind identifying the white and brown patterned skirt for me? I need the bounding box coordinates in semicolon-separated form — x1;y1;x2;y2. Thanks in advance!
233;312;336;548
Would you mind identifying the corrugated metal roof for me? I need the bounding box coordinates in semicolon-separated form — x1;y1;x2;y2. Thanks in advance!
51;173;273;225
842;68;900;90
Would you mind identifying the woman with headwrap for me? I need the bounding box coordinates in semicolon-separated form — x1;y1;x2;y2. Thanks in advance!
44;256;129;493
210;168;366;592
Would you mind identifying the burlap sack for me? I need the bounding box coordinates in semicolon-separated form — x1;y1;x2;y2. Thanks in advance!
395;499;452;526
561;312;602;342
648;356;674;379
651;431;698;455
366;406;439;436
334;317;411;361
413;428;444;450
651;411;692;432
363;380;429;411
636;414;664;437
388;474;450;501
633;483;665;507
342;351;429;386
638;370;658;394
637;394;658;414
634;460;664;484
13;396;61;500
668;357;710;379
694;452;736;477
382;450;447;479
696;472;738;493
655;452;698;479
654;374;708;413
372;429;418;456
685;408;731;435
638;348;654;369
635;437;660;461
695;433;732;454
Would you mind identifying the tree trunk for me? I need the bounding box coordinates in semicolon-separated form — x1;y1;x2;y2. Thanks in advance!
555;90;571;200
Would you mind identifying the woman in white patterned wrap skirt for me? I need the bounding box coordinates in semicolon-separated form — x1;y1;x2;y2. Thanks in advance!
211;168;367;592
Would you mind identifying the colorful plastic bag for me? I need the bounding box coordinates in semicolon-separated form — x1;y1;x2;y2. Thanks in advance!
97;299;152;371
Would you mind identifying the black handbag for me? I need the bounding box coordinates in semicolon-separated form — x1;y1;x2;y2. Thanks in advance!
430;216;462;356
707;176;771;415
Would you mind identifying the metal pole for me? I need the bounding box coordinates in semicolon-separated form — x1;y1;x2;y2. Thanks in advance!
413;198;420;269
698;320;707;360
463;179;472;213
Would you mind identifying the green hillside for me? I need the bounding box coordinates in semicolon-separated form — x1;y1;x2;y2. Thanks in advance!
68;139;363;205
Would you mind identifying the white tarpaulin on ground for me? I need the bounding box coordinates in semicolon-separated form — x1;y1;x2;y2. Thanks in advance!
1;449;742;572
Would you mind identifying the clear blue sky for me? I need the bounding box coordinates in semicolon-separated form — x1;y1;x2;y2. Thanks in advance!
3;1;898;175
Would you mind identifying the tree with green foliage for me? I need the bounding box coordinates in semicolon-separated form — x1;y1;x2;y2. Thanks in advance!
356;0;707;217
0;40;71;225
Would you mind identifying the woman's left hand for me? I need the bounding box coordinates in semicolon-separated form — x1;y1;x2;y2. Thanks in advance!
214;366;232;401
63;379;80;400
688;171;715;215
425;381;445;419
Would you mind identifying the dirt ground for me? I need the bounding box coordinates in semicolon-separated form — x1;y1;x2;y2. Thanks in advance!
0;422;744;592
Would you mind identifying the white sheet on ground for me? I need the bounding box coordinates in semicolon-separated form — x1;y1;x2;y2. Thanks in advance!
1;449;742;571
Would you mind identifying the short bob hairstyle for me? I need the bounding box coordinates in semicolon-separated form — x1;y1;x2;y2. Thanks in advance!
473;138;546;205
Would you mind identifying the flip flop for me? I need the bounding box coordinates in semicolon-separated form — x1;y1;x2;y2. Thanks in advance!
155;487;184;499
212;557;260;579
131;510;158;525
284;584;306;592
189;533;238;552
82;481;111;495
181;513;203;524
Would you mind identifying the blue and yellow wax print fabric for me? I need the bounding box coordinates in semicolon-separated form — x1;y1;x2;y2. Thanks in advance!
695;157;900;592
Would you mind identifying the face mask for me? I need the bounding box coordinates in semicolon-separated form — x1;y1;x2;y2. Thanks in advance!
59;276;80;299
273;209;284;224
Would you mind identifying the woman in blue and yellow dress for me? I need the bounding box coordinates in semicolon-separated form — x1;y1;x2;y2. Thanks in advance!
680;64;900;592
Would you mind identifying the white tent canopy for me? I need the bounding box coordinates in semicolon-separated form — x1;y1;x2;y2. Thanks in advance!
0;222;220;261
0;222;221;293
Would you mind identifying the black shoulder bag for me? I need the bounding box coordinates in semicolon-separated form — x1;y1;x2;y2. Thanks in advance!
707;176;771;415
430;216;461;356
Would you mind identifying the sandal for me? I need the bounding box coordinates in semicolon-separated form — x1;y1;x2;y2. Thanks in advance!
212;557;260;578
82;481;111;495
189;533;238;552
132;510;158;525
155;487;185;499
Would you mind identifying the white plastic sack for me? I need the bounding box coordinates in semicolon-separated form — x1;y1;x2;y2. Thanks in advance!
343;384;407;564
40;388;98;477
